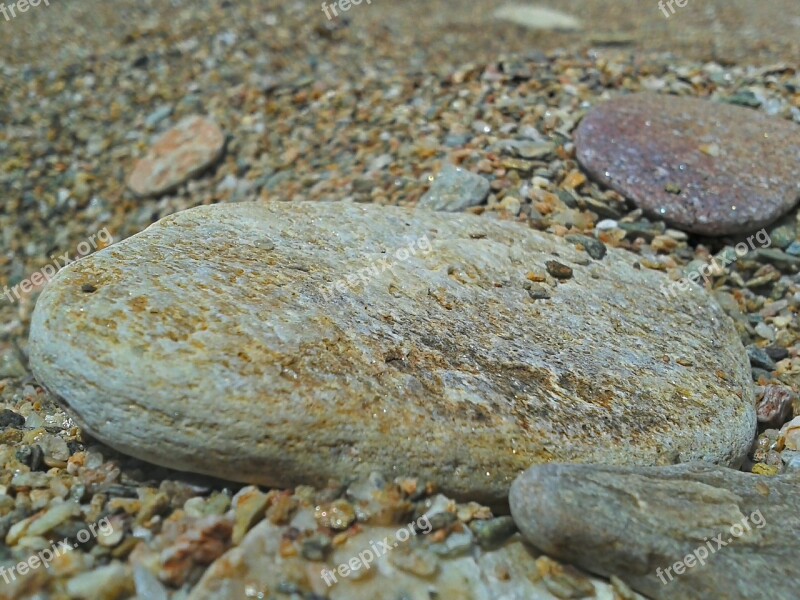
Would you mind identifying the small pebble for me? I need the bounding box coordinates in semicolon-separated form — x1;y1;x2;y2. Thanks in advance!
747;345;776;371
546;260;574;280
127;116;225;197
418;164;490;212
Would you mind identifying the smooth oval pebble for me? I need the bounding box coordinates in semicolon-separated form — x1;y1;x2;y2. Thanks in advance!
29;202;755;505
127;115;225;197
574;93;800;236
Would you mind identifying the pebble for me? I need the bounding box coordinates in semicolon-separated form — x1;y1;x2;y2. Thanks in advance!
492;139;556;160
779;416;800;451
0;351;27;380
6;500;80;543
314;499;356;531
618;219;665;242
469;515;518;549
575;94;800;235
545;260;574;280
747;345;776;371
768;223;797;249
418;163;490;212
753;248;800;271
127;116;225;198
187;481;638;600
785;241;800;256
755;385;796;427
66;562;133;599
493;4;582;31
144;105;174;129
133;564;170;600
782;451;800;471
510;463;800;600
29;202;756;506
231;486;270;544
0;409;25;428
595;219;619;231
536;556;596;599
564;234;607;260
754;321;777;342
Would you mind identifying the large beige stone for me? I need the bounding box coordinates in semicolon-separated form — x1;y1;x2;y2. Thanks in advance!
29;202;755;506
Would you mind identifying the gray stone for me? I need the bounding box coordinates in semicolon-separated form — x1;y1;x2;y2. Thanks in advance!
418;164;490;212
29;202;755;506
785;241;800;257
782;451;800;472
564;234;607;260
444;133;472;148
768;223;796;249
747;345;776;371
752;248;800;270
0;349;27;379
491;140;556;160
144;105;174;129
510;463;800;600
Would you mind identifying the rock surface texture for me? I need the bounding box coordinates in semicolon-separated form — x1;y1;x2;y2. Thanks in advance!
127;115;225;197
510;463;800;600
574;94;800;236
29;202;755;505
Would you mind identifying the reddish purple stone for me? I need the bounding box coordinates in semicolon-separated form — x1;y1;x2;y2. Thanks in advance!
574;94;800;236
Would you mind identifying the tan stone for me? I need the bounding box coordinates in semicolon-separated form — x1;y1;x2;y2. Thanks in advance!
127;116;225;197
29;202;755;506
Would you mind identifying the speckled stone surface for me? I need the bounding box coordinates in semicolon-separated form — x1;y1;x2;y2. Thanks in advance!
574;94;800;236
127;115;225;197
510;463;800;600
29;202;755;505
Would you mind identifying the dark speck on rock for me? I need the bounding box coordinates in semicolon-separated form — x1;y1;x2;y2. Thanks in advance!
545;260;573;280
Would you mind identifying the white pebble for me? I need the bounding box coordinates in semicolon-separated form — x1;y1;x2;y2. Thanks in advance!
595;219;619;231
